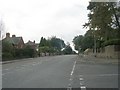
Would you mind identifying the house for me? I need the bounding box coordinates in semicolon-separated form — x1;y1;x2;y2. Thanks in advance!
3;33;25;49
26;40;37;49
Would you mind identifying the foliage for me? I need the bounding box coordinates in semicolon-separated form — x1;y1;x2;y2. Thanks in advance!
102;39;120;46
73;2;120;53
50;36;66;50
2;40;37;60
2;40;15;60
38;36;66;55
73;31;95;52
83;2;120;40
62;45;73;54
73;35;84;50
15;45;36;58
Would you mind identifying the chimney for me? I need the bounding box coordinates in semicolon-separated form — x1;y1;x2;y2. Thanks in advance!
6;33;10;38
12;35;16;37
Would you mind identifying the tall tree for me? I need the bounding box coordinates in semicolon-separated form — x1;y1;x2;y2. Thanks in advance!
50;36;65;50
62;45;73;54
73;35;84;51
83;2;120;40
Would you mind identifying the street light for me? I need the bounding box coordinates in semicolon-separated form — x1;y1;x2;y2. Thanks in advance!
94;34;96;57
93;28;97;57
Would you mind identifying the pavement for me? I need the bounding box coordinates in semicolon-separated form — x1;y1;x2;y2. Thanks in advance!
1;58;34;64
79;54;119;64
2;55;119;89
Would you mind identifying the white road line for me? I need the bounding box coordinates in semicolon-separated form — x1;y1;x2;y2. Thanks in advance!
80;80;85;85
81;86;86;90
80;82;84;85
67;60;76;89
79;78;84;81
70;60;76;76
79;74;86;89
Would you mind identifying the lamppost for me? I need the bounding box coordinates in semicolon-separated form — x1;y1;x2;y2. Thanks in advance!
93;28;97;57
94;34;96;57
78;46;81;55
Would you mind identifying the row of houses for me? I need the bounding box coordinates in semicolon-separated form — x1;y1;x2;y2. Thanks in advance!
3;32;38;51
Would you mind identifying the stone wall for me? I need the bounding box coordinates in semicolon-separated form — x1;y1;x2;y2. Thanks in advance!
97;45;120;59
84;45;120;59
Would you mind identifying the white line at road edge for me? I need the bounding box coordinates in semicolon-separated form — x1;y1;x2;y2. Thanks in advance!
70;60;76;76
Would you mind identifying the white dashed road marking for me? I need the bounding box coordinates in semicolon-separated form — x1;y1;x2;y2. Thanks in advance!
79;78;84;81
70;61;76;76
67;60;76;89
79;75;86;90
81;86;86;90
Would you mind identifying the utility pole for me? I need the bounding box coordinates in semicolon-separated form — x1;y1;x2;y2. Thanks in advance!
94;34;96;57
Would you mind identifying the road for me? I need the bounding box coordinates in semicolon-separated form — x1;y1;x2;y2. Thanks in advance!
2;55;118;89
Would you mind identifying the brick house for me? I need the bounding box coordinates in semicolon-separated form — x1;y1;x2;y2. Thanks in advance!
26;40;37;50
3;33;25;49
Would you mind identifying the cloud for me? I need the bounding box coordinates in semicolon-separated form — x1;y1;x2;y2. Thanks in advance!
0;0;89;43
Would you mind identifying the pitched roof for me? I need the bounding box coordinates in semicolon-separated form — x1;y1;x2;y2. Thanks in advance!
3;37;24;45
26;40;35;46
11;37;23;44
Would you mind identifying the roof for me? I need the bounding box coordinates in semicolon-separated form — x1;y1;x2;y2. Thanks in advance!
3;37;24;45
26;40;35;46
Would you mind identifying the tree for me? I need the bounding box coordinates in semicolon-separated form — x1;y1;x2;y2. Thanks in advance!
62;45;73;54
83;2;120;40
39;37;47;47
2;40;15;60
50;36;65;50
38;36;66;56
73;31;95;52
73;35;84;51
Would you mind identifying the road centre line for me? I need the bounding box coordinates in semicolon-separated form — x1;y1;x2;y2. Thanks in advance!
79;75;86;89
67;60;77;89
79;78;84;81
81;86;86;90
70;60;76;76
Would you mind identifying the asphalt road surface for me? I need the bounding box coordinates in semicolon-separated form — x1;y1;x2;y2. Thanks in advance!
2;55;118;89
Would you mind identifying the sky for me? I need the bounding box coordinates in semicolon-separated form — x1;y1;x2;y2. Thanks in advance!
0;0;90;48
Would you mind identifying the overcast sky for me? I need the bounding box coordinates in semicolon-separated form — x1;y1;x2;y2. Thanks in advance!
0;0;90;46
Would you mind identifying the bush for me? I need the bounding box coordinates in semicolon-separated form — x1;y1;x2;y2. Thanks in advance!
2;53;13;61
102;39;120;47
